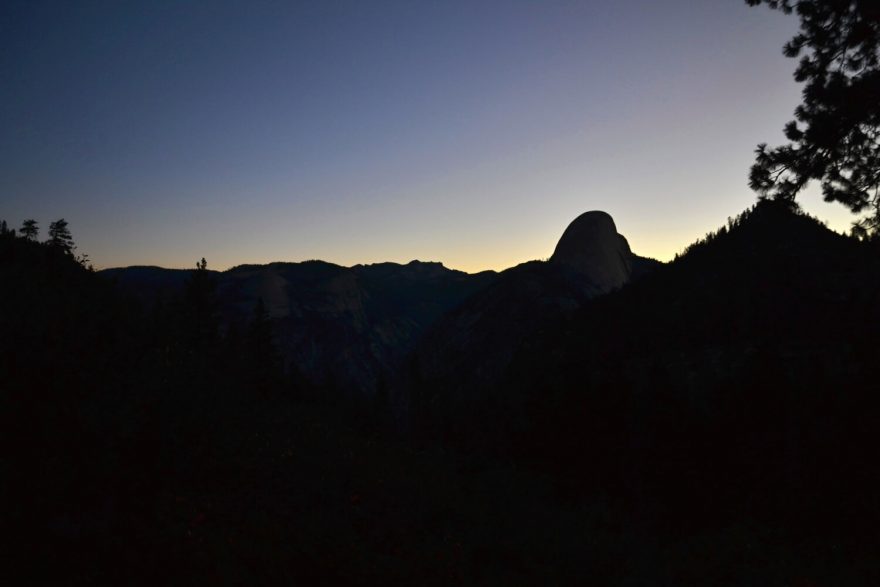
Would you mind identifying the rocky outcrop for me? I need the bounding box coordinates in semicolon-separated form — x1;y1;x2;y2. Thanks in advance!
405;211;661;435
550;211;633;293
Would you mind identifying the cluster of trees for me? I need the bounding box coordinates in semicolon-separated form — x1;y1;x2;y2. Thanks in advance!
746;0;880;237
1;231;303;581
1;217;90;268
490;199;880;555
157;256;288;398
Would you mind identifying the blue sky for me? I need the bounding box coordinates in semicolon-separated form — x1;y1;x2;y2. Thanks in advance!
0;0;855;271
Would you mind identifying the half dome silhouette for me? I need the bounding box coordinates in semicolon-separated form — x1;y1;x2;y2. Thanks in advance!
550;210;632;292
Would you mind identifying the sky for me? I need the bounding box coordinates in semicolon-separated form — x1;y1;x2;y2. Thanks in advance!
0;0;858;272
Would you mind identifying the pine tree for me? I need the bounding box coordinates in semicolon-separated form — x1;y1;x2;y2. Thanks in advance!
47;219;75;253
183;257;219;349
20;219;39;240
746;0;880;236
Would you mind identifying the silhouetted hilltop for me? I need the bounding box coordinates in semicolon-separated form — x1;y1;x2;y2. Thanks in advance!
1;231;137;398
559;200;878;359
403;211;660;433
411;200;880;546
550;210;634;289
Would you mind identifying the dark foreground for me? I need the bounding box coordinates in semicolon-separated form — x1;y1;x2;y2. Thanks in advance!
3;204;879;585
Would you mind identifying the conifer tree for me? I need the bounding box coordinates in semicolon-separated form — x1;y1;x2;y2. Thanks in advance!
746;0;880;236
20;219;38;240
48;219;75;253
183;257;219;349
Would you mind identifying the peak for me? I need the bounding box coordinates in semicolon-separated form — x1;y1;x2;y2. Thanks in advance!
550;210;632;291
569;210;617;227
407;260;444;268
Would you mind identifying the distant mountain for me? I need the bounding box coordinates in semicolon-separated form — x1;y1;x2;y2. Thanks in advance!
8;203;880;583
550;210;636;288
102;260;496;394
101;213;661;399
403;211;661;437
411;200;880;537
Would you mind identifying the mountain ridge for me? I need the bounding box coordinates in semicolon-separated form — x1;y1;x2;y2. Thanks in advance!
101;212;658;396
101;258;499;394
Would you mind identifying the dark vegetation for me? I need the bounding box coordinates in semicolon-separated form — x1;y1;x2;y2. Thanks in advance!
4;3;878;584
412;204;880;573
3;202;879;585
0;221;611;584
506;202;880;547
101;259;497;398
747;0;880;236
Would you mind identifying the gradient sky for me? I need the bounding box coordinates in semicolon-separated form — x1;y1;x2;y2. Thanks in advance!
0;0;858;272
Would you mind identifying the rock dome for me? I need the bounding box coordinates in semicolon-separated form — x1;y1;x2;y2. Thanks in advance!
550;211;632;292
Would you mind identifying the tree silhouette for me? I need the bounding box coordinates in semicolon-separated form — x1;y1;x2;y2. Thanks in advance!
184;257;219;349
746;0;880;236
47;218;75;253
20;219;39;240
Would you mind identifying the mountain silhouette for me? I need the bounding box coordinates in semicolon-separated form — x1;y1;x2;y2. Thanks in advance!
401;211;660;444
103;259;496;394
103;212;659;400
5;201;880;584
409;200;880;539
550;210;635;288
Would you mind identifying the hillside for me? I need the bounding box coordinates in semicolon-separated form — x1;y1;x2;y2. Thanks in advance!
0;224;678;585
5;203;880;585
102;260;496;394
403;212;660;443
418;201;880;546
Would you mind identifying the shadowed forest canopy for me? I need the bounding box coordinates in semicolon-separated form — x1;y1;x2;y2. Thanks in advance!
746;0;880;237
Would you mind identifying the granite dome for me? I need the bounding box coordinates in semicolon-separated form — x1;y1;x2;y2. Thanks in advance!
550;211;632;292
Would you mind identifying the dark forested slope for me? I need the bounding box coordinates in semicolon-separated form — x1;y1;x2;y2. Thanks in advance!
5;203;879;585
103;260;496;395
499;201;880;537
